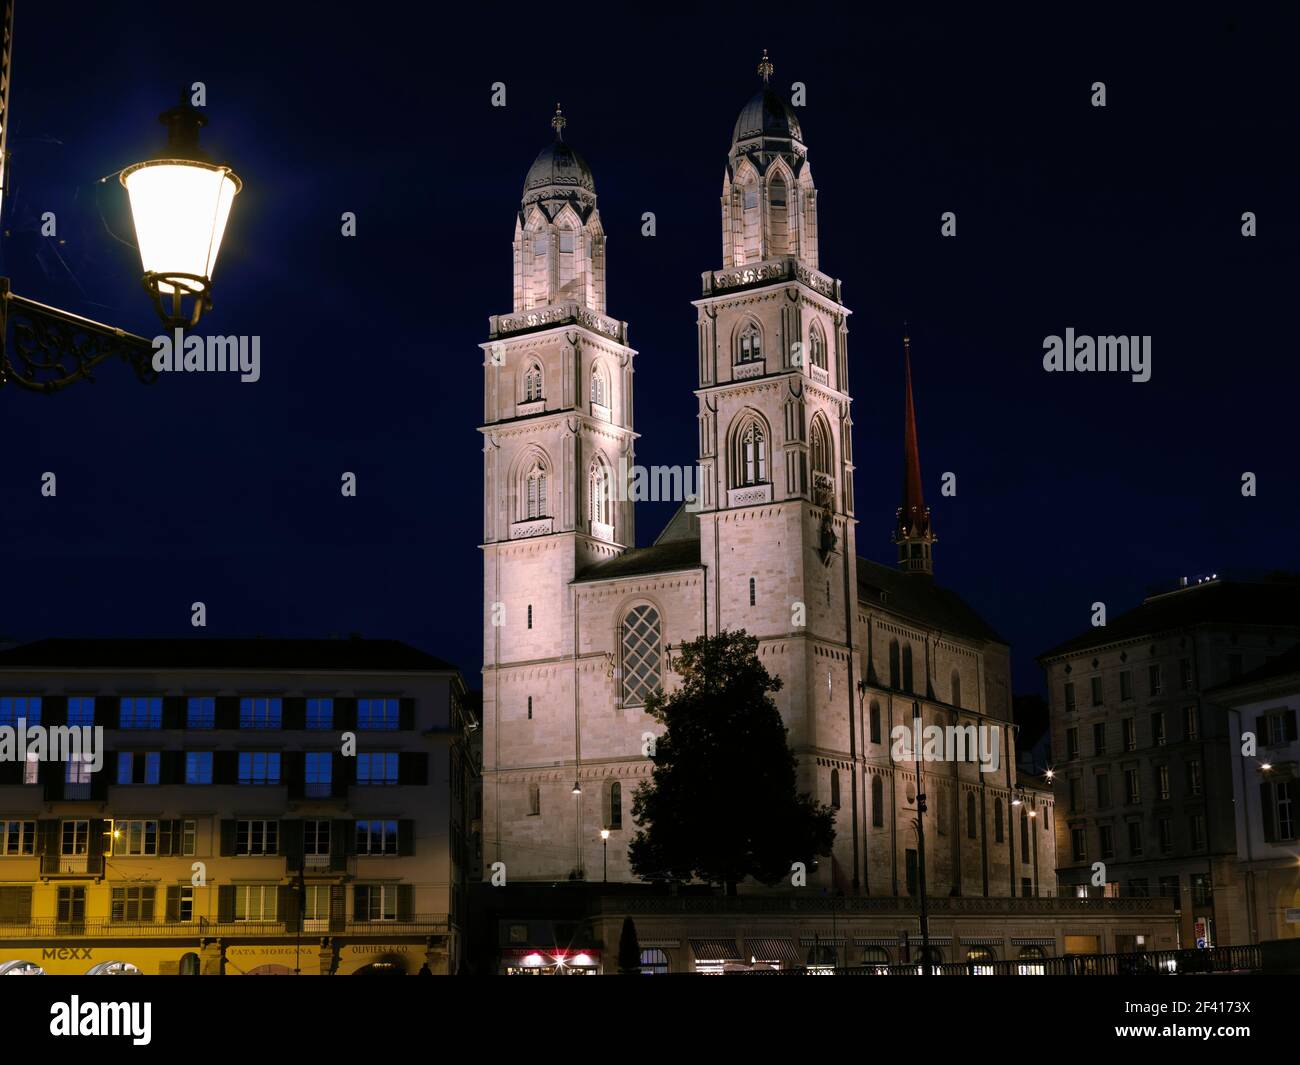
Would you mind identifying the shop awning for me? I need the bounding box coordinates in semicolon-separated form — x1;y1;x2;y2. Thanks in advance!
744;938;800;965
689;938;741;962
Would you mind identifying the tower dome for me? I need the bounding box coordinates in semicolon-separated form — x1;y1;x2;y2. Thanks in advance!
730;50;804;153
522;104;595;212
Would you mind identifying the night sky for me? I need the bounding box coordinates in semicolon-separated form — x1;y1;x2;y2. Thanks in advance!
1;6;1296;696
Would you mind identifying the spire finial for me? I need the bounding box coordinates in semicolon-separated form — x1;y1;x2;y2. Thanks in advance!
903;320;910;352
551;102;566;140
758;49;773;84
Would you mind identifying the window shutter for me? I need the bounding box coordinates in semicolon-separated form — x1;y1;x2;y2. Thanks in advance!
331;819;353;871
399;698;416;730
162;751;184;786
219;819;237;856
283;697;306;730
214;750;238;785
281;820;304;869
279;885;300;930
397;883;413;922
159;820;174;856
1260;783;1277;843
352;885;367;922
331;752;354;797
329;884;346;932
37;820;59;856
0;758;18;786
0;886;32;923
37;695;64;727
398;820;415;856
284;751;305;799
217;885;235;923
87;820;105;858
400;752;428;786
162;696;186;730
40;759;62;802
90;761;109;800
215;696;240;730
1286;710;1299;744
335;697;357;731
166;885;180;922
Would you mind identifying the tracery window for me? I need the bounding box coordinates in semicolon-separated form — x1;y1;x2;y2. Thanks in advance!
620;605;662;707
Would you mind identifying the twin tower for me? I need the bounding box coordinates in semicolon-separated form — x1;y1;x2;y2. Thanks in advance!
478;55;945;889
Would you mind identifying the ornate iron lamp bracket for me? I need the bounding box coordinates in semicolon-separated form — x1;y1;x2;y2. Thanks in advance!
0;277;158;393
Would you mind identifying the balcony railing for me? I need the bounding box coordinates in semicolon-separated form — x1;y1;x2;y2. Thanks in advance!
0;915;452;939
732;944;1263;976
40;854;105;877
592;894;1175;917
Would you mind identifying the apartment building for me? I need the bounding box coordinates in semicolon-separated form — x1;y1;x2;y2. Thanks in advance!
1209;644;1300;942
0;638;475;974
1038;573;1300;947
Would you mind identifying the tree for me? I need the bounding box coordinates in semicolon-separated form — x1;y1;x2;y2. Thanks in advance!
617;916;641;974
628;630;835;895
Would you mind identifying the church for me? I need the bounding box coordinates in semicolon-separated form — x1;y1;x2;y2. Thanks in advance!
479;54;1053;903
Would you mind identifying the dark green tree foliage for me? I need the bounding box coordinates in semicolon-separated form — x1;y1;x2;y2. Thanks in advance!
617;916;641;974
628;631;835;894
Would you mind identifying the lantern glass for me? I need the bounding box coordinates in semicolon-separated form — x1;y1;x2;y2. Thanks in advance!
121;159;240;294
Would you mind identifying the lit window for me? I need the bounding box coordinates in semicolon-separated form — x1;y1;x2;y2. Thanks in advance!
355;819;398;856
357;752;398;785
358;698;399;730
237;751;281;785
305;752;332;797
306;698;334;729
239;697;282;729
0;696;41;727
67;697;95;727
119;696;161;729
186;697;215;728
620;605;662;707
185;751;213;785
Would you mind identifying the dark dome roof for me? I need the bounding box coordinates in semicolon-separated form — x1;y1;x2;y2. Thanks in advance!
522;139;595;205
732;85;803;147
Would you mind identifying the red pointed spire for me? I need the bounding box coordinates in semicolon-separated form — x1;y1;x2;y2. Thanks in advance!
900;331;928;533
895;328;935;573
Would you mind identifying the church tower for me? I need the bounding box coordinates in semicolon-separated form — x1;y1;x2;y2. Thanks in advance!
693;54;861;888
893;332;936;575
480;109;637;877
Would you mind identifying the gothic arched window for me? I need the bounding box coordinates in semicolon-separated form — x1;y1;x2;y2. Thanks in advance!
902;645;914;693
888;640;901;689
523;361;543;403
590;364;608;408
871;775;884;828
809;322;827;369
869;702;881;745
768;173;789;255
620;604;662;707
810;417;833;477
523;458;548;520
740;176;760;262
528;783;540;816
830;768;841;809
737;322;762;364
610;781;622;830
731;416;768;487
588;458;611;531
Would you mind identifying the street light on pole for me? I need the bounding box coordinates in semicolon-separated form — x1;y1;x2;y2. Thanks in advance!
911;702;932;975
600;828;610;883
0;10;244;394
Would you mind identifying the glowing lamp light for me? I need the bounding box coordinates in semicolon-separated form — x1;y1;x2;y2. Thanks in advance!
600;829;610;840
120;95;242;330
570;953;594;967
522;953;544;967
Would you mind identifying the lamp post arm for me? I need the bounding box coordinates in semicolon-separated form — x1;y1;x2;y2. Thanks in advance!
0;278;157;393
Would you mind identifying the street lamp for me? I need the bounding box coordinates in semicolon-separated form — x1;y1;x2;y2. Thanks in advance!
120;93;242;330
0;85;243;393
600;828;610;883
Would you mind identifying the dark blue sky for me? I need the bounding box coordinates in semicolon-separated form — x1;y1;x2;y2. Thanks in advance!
1;5;1295;695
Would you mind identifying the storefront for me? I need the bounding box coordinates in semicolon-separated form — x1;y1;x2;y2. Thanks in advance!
499;948;600;975
0;943;197;975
